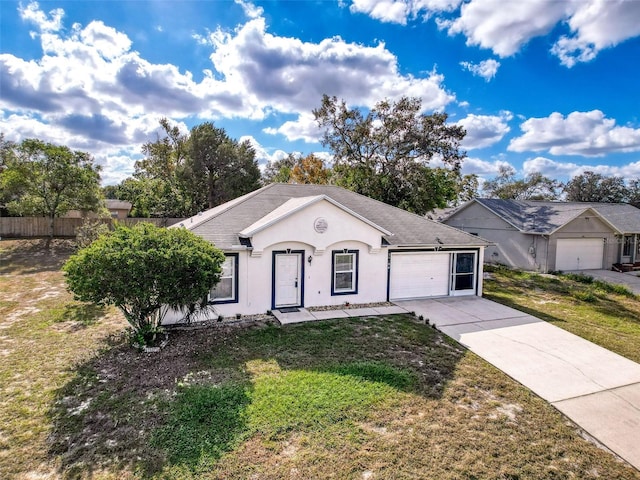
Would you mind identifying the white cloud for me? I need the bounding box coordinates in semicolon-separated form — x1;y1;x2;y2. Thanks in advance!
523;156;640;180
459;59;500;81
352;0;640;67
461;156;512;176
522;157;583;178
349;0;411;24
19;1;64;33
239;135;288;168
349;0;461;24
206;17;455;115
508;110;640;156
446;0;571;57
2;2;458;184
263;113;322;143
98;150;141;185
457;112;512;149
551;0;640;67
234;0;264;19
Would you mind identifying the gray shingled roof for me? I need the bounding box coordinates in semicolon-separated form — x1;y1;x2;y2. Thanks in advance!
178;183;489;249
474;198;640;234
105;199;132;210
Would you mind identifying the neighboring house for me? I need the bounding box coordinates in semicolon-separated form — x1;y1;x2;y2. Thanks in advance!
104;199;132;219
166;183;489;320
64;199;132;219
444;198;640;272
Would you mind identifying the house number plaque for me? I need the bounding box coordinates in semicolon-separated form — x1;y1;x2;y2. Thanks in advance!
314;217;328;233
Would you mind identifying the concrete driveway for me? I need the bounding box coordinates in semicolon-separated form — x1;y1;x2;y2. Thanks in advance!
396;296;640;471
576;269;640;294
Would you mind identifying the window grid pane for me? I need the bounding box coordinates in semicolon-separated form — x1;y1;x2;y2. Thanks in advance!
335;254;354;272
335;272;353;290
210;257;235;301
333;252;356;293
452;252;476;292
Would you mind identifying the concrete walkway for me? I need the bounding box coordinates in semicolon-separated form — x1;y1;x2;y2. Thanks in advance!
272;305;408;325
396;296;640;471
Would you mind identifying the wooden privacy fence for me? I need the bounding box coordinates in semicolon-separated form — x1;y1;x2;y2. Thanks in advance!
0;217;185;238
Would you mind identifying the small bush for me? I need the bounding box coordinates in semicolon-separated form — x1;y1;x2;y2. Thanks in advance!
75;219;110;248
563;273;594;284
593;280;635;298
572;290;598;303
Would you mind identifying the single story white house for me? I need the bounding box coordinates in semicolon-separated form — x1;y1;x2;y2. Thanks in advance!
167;183;489;320
444;198;640;272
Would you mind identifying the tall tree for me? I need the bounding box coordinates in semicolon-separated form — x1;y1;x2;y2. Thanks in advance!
456;173;480;205
111;119;260;216
262;155;296;184
0;134;17;210
564;171;628;203
188;122;261;210
627;179;640;208
483;166;562;200
0;139;103;247
136;117;189;181
313;95;466;215
290;153;331;184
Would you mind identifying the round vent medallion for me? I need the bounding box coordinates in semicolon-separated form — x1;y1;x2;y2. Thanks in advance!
314;217;328;233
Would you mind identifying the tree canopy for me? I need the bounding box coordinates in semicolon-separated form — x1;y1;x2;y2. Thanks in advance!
483;166;562;200
109;119;261;218
63;223;225;345
313;95;466;215
0;138;103;246
564;171;627;203
262;153;331;185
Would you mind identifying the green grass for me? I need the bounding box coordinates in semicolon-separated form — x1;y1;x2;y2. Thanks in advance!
3;240;640;479
152;360;415;473
484;265;640;363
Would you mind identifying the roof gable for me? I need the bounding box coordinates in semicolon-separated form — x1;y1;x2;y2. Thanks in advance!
468;198;640;234
239;194;391;238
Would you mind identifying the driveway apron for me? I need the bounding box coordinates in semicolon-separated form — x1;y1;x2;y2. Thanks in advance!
396;296;640;471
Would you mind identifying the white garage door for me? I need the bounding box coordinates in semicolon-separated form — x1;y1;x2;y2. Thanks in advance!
555;238;604;271
389;252;450;300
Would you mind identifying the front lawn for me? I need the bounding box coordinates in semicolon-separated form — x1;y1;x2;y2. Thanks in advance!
483;266;640;363
1;240;639;479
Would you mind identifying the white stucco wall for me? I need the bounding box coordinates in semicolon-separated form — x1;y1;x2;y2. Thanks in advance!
248;199;385;255
211;199;389;317
164;198;485;323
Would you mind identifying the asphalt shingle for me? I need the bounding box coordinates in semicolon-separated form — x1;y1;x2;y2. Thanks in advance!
180;183;489;249
473;198;640;234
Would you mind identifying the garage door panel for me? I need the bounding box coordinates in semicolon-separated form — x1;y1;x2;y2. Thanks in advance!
390;252;450;300
556;238;604;271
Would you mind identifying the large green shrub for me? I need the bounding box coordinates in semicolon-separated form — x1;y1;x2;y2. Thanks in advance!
63;223;224;345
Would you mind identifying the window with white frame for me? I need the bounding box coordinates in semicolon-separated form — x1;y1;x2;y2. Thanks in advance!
209;254;238;303
332;250;358;295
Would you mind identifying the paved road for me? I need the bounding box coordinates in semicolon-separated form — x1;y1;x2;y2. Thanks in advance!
396;296;640;471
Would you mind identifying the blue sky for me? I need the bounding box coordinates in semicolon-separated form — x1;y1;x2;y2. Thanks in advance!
2;0;640;187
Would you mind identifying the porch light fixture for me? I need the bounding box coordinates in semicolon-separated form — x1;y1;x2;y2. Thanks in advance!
308;255;313;265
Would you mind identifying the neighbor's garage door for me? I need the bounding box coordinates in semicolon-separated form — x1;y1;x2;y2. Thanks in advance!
555;238;604;270
389;252;450;300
